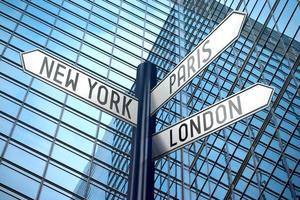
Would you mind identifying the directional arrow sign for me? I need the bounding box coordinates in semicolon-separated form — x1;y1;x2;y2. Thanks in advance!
152;83;274;160
21;49;138;126
151;11;246;115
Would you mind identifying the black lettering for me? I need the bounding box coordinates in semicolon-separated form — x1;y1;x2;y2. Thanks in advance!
169;74;176;94
202;40;211;63
88;78;97;99
65;69;79;92
216;104;227;124
97;85;108;105
170;129;177;147
179;123;188;142
203;111;213;131
40;56;54;78
197;48;201;69
122;98;132;119
187;55;195;78
53;63;65;85
229;95;242;118
110;90;120;113
177;64;186;87
190;115;201;138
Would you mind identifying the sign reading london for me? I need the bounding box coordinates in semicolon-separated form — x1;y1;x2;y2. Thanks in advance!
152;84;274;159
151;11;246;115
21;50;138;126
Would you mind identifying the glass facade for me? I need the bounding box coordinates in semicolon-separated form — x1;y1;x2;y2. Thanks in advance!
0;0;299;200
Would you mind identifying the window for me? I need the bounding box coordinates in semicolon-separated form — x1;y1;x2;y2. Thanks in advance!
12;125;51;155
4;144;46;175
0;165;40;199
46;164;87;197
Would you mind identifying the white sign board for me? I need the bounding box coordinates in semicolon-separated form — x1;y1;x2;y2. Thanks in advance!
151;11;246;115
21;49;138;126
152;83;274;160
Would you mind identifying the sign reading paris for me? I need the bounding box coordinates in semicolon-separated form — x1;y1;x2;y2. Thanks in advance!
151;11;247;115
21;50;138;126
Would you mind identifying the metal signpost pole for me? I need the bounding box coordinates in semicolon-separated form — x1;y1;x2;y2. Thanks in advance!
127;62;157;200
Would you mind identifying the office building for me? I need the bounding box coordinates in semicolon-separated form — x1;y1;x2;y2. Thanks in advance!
0;0;299;199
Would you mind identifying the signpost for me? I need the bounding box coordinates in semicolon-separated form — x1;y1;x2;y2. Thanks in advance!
19;10;274;200
21;49;138;126
151;11;246;115
152;83;274;160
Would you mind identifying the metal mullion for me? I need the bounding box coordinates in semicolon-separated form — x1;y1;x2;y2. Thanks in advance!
66;0;105;197
184;0;228;108
185;0;239;115
224;0;282;98
152;1;171;198
0;2;51;199
278;159;300;199
0;181;36;200
222;1;285;197
154;7;179;127
191;130;234;192
268;36;300;125
240;10;298;196
224;51;300;200
186;0;240;189
102;1;128;198
266;0;300;87
33;0;81;197
256;92;300;199
175;2;187;200
204;0;235;193
258;118;300;199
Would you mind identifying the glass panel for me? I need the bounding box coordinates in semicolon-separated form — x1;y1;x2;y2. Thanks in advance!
56;126;94;155
47;40;78;62
81;44;110;65
0;2;22;19
26;92;62;119
86;184;106;200
94;144;112;165
77;55;108;77
21;15;51;35
55;19;84;39
59;10;86;28
0;190;18;200
0;165;39;199
84;33;112;53
4;144;46;175
19;108;57;137
39;185;71;200
16;25;47;46
31;78;66;103
66;95;100;120
62;110;97;137
0;116;14;136
46;164;87;197
31;0;59;14
51;144;90;174
0;96;20;118
26;5;55;24
10;36;36;51
12;125;51;155
91;163;109;184
0;139;5;155
3;47;21;64
51;29;81;49
62;1;89;19
0;27;11;42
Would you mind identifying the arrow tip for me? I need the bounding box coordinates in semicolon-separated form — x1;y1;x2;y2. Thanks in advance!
228;11;247;37
255;83;275;105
